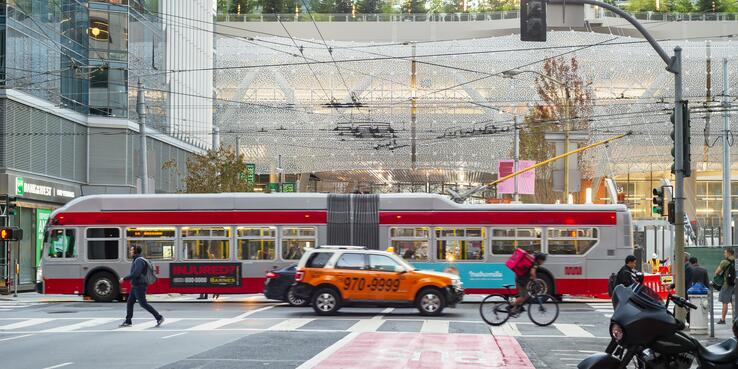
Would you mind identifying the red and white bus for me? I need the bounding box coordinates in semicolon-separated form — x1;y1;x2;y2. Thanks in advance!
40;193;633;301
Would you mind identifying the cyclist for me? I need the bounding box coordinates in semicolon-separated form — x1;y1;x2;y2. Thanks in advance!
510;252;547;314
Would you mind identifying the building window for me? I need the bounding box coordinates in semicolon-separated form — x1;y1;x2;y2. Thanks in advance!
435;227;485;261
389;227;429;261
237;227;276;260
47;229;76;258
126;227;175;260
548;228;599;255
87;227;120;260
182;227;231;260
281;227;316;260
491;228;542;254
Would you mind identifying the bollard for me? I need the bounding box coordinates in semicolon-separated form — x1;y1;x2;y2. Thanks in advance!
709;286;715;338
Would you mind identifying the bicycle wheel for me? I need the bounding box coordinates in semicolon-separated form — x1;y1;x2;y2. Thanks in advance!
527;294;559;326
479;294;511;326
527;279;547;296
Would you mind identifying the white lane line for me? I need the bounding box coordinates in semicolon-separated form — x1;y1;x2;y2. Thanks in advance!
296;332;360;369
347;319;385;332
44;318;118;332
554;323;595;338
42;362;73;369
371;308;394;319
420;320;449;333
268;319;313;331
125;318;183;331
0;334;33;342
161;332;187;339
0;318;53;330
188;305;276;331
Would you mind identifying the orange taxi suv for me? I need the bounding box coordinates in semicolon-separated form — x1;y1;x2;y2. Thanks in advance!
292;246;464;315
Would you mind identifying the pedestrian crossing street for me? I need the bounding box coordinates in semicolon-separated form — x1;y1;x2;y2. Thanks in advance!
0;316;609;338
0;301;46;312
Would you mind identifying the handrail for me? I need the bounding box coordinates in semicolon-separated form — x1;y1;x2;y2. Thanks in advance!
215;11;738;22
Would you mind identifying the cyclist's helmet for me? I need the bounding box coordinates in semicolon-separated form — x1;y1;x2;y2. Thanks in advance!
534;252;547;262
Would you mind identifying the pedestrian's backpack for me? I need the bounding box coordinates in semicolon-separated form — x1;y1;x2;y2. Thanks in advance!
140;257;158;285
727;260;736;287
607;272;617;297
506;248;534;277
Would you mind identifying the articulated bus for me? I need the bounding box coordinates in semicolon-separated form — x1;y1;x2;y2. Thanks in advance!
40;193;633;301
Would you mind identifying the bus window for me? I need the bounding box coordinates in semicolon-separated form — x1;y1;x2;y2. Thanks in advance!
126;227;175;260
87;228;120;260
435;227;485;261
547;228;599;255
281;227;316;260
182;227;231;260
491;228;542;254
389;227;429;261
47;229;76;258
237;227;276;260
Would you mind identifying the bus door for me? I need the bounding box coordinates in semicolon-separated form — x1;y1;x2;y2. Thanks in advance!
43;228;81;294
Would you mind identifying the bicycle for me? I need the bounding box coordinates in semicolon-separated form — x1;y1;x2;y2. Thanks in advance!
479;283;559;327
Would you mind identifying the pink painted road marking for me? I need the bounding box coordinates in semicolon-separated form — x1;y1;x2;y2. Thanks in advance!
311;332;535;369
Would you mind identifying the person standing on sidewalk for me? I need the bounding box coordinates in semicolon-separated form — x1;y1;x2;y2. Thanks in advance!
714;248;736;325
119;245;164;328
690;257;709;287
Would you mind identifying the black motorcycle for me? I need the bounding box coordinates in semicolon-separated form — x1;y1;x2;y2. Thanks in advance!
578;283;738;369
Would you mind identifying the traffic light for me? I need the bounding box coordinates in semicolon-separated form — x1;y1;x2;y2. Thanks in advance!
652;188;665;216
669;101;691;177
521;0;547;42
0;227;23;241
667;202;675;224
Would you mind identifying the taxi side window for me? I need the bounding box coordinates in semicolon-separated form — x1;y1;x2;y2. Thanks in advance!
335;253;366;270
306;252;332;268
368;255;402;272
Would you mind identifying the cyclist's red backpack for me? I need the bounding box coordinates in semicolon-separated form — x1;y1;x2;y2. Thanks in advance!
506;248;534;277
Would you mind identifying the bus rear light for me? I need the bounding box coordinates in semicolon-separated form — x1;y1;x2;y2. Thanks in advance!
295;270;305;282
265;271;278;279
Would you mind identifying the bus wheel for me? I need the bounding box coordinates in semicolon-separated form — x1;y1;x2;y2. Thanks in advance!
538;274;555;300
87;272;119;302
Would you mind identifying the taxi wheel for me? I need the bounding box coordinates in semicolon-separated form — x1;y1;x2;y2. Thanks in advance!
312;288;341;315
416;288;445;316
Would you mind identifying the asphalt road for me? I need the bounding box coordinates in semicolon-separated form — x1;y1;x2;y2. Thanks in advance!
0;297;721;369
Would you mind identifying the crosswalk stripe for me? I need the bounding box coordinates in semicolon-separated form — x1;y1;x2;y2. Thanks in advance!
187;305;275;331
0;318;53;330
420;320;449;333
488;323;521;337
554;323;595;338
347;319;385;332
125;318;183;331
268;318;313;331
44;318;118;332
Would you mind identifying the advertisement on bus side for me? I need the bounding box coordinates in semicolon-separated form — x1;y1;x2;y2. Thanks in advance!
170;263;241;288
411;262;515;289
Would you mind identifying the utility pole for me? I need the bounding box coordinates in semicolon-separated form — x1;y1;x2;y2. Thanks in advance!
514;116;522;202
136;80;148;194
235;136;240;156
564;89;571;202
722;57;732;247
672;47;686;320
410;42;417;170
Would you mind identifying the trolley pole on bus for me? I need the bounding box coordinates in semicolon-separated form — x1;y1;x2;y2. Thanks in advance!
514;116;521;202
543;0;687;319
136;80;149;194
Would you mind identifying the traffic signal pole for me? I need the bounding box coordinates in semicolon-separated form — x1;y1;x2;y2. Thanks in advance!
541;0;686;319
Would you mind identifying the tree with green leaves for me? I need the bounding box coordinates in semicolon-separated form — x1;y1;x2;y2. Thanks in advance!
627;0;657;11
674;0;695;12
182;146;251;193
356;0;382;13
401;0;427;13
261;0;296;13
696;0;717;12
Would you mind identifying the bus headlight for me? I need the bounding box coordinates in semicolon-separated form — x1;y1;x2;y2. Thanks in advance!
36;267;43;283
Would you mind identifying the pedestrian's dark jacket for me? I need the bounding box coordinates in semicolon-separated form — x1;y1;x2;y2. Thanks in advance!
124;254;148;287
691;265;710;287
685;262;693;289
616;265;636;287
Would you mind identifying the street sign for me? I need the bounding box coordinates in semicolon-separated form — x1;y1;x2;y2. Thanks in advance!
282;182;296;193
245;163;256;186
267;183;280;192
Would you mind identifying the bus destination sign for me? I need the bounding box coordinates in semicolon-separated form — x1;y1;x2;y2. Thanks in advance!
170;263;241;288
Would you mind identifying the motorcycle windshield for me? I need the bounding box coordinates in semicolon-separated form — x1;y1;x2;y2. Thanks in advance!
631;283;665;310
